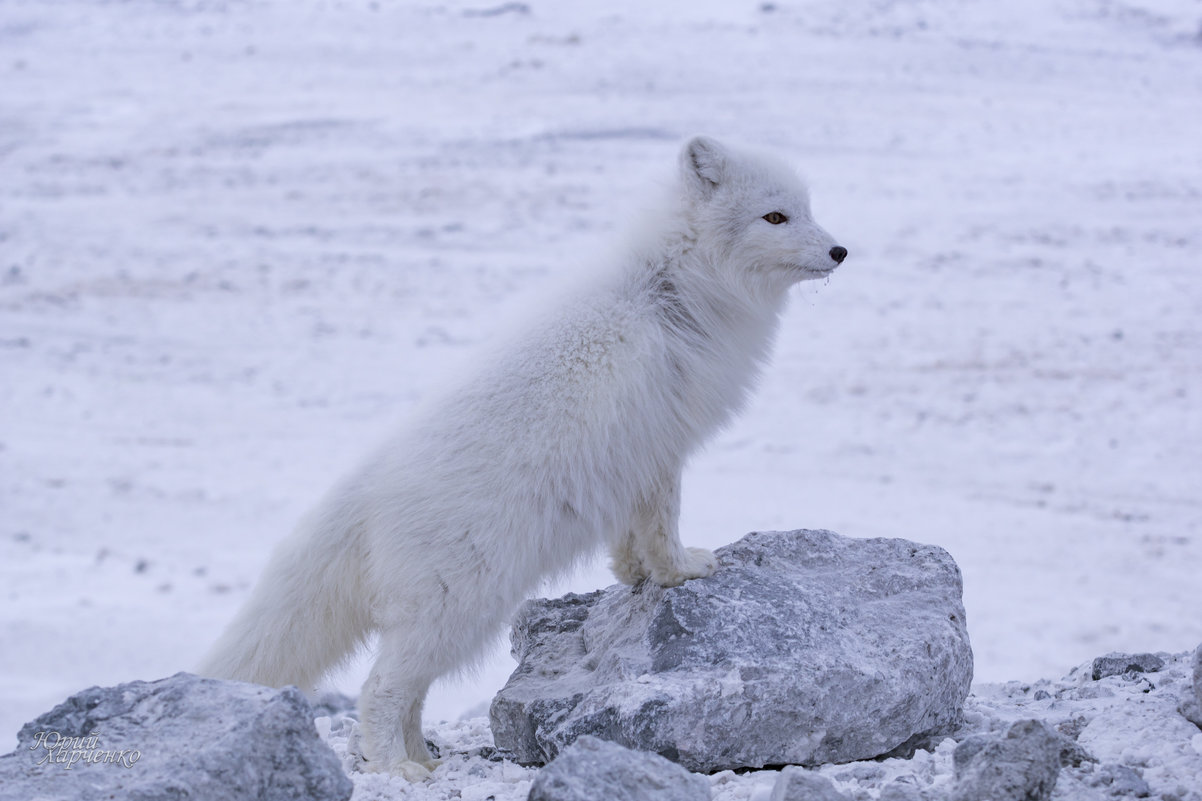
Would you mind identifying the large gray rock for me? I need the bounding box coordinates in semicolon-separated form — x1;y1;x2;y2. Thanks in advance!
491;529;973;772
0;672;352;801
527;735;709;801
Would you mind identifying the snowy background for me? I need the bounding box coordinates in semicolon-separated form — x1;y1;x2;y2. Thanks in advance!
1;0;1200;758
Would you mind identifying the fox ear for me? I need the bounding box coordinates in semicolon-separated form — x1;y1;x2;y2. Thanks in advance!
681;136;728;199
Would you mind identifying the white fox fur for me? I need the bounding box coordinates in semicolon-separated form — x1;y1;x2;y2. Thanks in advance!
198;136;845;778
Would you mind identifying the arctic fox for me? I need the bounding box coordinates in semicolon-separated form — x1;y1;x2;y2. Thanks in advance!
199;136;846;778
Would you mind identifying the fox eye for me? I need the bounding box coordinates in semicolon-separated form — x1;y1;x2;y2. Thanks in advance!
762;211;788;225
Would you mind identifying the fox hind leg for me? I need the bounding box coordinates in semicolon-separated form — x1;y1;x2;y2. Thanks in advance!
357;629;438;778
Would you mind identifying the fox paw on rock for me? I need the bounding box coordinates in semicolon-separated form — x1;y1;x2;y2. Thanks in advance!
653;547;718;588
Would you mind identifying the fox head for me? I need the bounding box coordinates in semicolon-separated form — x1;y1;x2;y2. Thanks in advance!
679;136;846;290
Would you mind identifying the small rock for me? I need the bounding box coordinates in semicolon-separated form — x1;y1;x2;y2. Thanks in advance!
879;778;926;801
492;529;973;772
1090;652;1165;681
312;690;357;719
770;766;851;801
0;673;351;801
1056;735;1096;768
1055;716;1089;741
527;735;708;801
1091;763;1151;798
951;733;991;770
952;719;1062;801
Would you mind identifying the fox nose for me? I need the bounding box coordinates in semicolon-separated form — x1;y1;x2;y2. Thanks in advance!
829;246;848;264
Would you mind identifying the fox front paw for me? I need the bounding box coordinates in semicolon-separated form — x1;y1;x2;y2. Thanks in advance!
651;547;718;588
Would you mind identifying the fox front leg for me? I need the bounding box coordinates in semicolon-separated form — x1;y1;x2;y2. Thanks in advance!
611;467;717;587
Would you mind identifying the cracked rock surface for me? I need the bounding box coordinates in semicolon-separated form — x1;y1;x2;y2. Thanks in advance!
490;529;974;772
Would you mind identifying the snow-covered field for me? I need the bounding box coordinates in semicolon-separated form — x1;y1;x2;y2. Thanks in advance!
1;0;1199;781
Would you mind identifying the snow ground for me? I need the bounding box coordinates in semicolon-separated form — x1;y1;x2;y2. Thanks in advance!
1;0;1200;779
